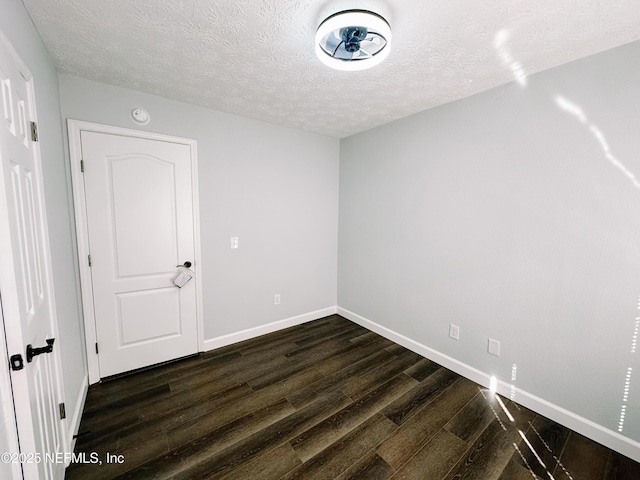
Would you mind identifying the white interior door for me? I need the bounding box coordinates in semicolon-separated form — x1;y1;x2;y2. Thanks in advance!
0;301;22;480
0;33;66;480
80;131;199;378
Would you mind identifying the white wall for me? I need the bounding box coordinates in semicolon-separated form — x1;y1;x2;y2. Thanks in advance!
0;0;87;446
339;40;640;456
58;75;339;342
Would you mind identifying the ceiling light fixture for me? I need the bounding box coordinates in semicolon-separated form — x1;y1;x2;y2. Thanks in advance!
315;10;391;71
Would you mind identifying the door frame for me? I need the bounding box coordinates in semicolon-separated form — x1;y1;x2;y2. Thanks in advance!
67;120;204;384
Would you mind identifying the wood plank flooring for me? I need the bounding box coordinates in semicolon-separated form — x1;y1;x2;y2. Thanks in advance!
65;315;640;479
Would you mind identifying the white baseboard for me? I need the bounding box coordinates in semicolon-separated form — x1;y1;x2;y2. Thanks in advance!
66;377;88;461
203;306;338;352
337;306;640;463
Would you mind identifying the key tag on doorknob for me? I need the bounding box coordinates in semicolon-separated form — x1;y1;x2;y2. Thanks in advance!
173;262;194;288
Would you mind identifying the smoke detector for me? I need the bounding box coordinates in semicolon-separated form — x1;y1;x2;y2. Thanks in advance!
131;107;150;125
315;10;391;71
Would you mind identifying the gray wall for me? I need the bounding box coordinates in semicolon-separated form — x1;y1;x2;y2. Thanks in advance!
0;0;86;442
58;75;339;340
339;40;640;444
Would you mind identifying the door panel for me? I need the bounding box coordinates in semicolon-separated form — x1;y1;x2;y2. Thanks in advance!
110;154;178;277
81;131;198;378
117;288;181;345
0;33;65;479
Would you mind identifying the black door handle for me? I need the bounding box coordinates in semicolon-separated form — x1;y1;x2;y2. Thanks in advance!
26;338;55;363
176;261;192;268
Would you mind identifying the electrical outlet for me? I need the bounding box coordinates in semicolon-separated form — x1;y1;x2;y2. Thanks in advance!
230;237;239;249
274;294;281;305
449;324;460;340
488;338;501;356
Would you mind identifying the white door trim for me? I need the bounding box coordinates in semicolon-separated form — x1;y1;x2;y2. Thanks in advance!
67;120;204;384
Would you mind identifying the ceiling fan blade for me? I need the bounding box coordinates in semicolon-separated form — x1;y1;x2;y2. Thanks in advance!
356;48;373;59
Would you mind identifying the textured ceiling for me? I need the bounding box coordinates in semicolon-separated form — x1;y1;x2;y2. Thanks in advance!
22;0;640;138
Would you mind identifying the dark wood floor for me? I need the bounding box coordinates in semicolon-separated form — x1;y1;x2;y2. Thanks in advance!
66;315;640;479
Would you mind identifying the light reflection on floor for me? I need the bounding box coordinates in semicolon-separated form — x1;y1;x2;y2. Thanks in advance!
481;384;575;479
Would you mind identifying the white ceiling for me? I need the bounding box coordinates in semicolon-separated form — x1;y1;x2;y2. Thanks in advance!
23;0;640;138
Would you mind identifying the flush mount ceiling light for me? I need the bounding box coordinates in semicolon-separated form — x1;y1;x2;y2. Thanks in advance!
315;10;391;71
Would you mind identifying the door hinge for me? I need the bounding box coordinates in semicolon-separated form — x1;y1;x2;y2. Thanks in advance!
30;121;38;142
95;343;99;354
80;160;84;173
59;403;66;420
88;254;92;267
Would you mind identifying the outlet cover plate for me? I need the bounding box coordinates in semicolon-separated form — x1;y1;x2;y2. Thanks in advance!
488;338;501;356
449;324;460;340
